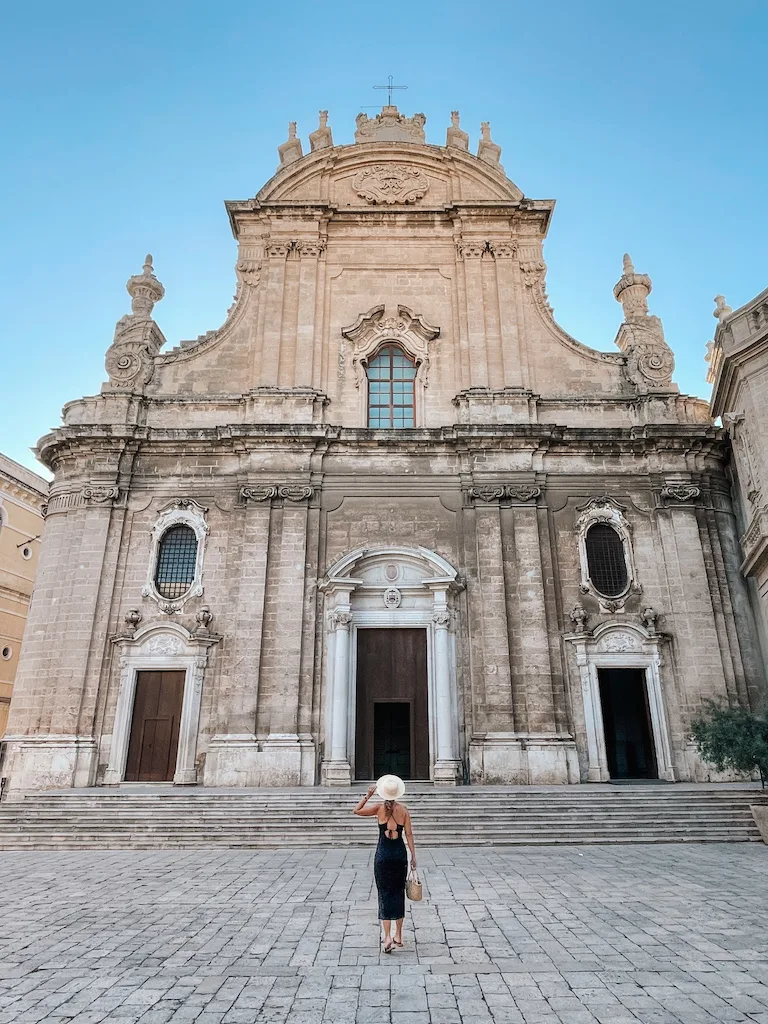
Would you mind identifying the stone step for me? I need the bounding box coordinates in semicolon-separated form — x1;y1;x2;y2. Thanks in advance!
1;788;763;849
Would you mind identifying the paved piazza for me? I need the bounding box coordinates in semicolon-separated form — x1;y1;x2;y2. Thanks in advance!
2;845;768;1023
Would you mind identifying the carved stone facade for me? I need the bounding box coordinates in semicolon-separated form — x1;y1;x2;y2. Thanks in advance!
4;106;765;796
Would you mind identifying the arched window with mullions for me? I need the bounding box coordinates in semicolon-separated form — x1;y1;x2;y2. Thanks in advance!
585;522;628;597
367;345;417;428
154;525;198;599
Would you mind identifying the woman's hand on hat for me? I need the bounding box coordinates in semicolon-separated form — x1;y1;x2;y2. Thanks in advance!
366;784;377;798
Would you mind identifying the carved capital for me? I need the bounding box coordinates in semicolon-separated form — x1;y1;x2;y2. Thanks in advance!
468;485;505;503
240;485;278;503
506;485;541;502
432;610;451;629
279;485;313;502
660;485;701;503
240;484;313;503
468;484;541;504
331;610;353;630
81;485;120;505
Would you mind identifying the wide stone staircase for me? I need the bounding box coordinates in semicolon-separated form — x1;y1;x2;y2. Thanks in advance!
0;785;765;849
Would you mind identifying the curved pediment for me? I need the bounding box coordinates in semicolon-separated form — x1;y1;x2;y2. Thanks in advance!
255;143;525;207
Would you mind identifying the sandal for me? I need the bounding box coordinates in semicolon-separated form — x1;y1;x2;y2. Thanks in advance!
382;938;393;954
393;938;403;948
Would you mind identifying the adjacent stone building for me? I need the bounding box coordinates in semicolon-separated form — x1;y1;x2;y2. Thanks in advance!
0;454;47;739
4;106;765;796
708;287;768;664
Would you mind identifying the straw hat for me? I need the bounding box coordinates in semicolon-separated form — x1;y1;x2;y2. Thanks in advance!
376;774;406;800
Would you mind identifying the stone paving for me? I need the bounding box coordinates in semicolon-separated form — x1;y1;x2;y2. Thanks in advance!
2;844;768;1023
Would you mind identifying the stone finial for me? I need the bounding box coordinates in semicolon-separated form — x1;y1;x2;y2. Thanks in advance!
194;604;213;634
309;109;333;152
126;255;165;318
613;253;652;319
105;256;167;391
446;110;469;151
477;121;503;169
569;605;588;632
278;121;303;166
641;606;659;633
612;253;675;391
713;294;733;322
124;608;142;635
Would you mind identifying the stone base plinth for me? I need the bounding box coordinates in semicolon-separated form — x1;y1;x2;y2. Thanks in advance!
321;759;352;786
2;735;98;799
751;805;768;844
203;734;315;787
469;734;580;785
433;759;462;785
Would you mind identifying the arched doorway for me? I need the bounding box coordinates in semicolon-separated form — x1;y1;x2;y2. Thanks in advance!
319;546;463;786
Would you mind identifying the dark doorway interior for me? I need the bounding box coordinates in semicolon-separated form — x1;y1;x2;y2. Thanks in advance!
373;702;411;779
355;628;429;780
598;668;657;779
125;670;185;782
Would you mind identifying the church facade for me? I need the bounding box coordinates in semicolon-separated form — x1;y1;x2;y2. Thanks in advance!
4;106;765;795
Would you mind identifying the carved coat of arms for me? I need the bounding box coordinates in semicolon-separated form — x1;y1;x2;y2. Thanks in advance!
353;165;430;205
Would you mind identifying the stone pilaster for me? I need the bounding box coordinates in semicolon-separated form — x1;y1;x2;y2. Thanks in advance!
204;500;271;785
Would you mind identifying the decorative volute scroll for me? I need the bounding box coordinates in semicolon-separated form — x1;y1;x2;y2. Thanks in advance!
341;304;440;389
309;110;333;152
354;105;427;145
352;164;430;205
104;255;167;392
446;111;469;151
477;122;503;170
278;121;303;166
613;253;676;393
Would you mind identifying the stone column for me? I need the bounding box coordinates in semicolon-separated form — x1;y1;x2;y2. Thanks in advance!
323;608;353;786
431;592;461;785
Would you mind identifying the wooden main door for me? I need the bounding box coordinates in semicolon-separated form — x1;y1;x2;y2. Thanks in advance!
355;629;429;781
125;671;185;782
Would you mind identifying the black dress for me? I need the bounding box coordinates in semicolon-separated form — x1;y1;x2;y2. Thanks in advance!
374;819;408;920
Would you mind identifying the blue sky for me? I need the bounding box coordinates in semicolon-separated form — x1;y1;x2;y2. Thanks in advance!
1;0;766;475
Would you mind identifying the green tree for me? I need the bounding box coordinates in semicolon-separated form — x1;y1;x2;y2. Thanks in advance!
690;700;768;787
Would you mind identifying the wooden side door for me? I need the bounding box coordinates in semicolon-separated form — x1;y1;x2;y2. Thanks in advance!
125;671;185;782
355;629;429;780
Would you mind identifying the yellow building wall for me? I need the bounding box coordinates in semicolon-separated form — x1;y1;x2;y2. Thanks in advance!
0;456;47;740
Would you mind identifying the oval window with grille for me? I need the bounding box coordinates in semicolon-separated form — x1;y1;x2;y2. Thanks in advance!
585;522;628;597
154;525;198;599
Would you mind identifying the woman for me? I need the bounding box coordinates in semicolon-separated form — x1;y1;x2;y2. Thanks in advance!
354;774;417;953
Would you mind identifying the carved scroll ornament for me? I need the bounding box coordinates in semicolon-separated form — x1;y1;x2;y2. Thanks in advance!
240;485;314;503
353;164;430;205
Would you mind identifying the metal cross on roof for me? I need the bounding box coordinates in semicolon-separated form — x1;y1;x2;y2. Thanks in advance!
373;75;408;106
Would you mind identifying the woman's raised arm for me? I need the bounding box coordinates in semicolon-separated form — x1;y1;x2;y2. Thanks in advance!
353;783;381;816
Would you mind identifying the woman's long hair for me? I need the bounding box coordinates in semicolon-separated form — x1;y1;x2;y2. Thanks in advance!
384;798;396;817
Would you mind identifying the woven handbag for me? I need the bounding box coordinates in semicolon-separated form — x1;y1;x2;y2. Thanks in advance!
406;870;423;902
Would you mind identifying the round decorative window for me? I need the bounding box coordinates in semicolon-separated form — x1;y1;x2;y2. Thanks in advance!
21;546;32;560
1;646;12;661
